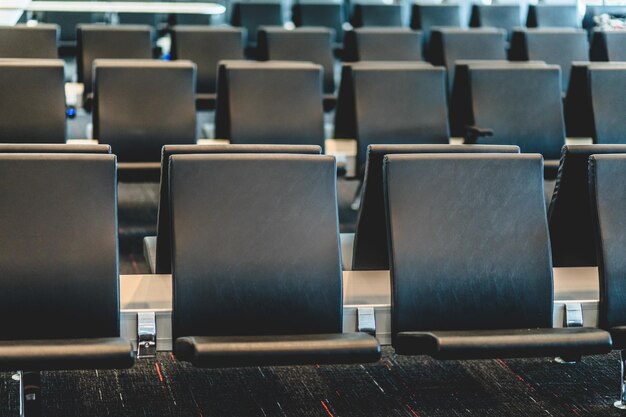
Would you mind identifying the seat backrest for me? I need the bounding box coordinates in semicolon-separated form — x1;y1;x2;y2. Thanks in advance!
170;26;245;95
469;5;521;34
590;154;626;331
591;30;626;62
170;154;342;339
526;5;580;28
257;27;336;93
548;144;626;267
292;2;345;42
0;143;110;154
0;153;119;340
466;65;565;160
93;59;197;162
334;62;449;173
409;4;461;60
231;2;284;46
385;154;552;340
214;61;325;148
353;144;520;270
589;66;626;144
350;3;403;28
0;59;66;143
0;25;58;59
77;24;154;95
509;28;588;91
155;144;322;274
343;28;423;62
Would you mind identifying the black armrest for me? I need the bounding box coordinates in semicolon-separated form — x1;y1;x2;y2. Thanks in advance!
464;125;494;144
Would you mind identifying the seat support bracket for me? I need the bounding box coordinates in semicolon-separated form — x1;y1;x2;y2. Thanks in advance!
137;311;157;358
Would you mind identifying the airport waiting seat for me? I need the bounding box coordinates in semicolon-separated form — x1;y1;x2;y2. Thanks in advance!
77;25;154;106
343;28;423;62
214;61;325;148
0;143;110;154
526;5;580;28
170;26;245;110
170;153;381;368
0;153;134;413
548;144;626;267
590;30;626;62
292;0;345;43
93;60;196;163
509;28;588;92
352;144;519;271
409;4;461;60
334;62;448;176
350;3;403;28
469;4;521;35
0;24;59;59
385;153;611;360
231;2;284;51
0;59;66;143
151;144;322;274
589;65;626;144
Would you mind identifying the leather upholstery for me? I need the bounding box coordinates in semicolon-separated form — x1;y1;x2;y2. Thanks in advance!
77;24;154;99
257;27;336;93
589;66;626;144
292;2;345;43
93;59;197;162
170;26;245;108
409;5;461;60
590;30;626;62
0;24;58;59
395;328;611;359
343;28;423;62
509;28;588;91
334;63;449;174
155;144;322;274
0;59;66;143
350;4;403;28
231;2;283;47
214;61;325;148
469;5;521;35
550;145;626;267
175;333;380;368
464;65;565;160
352;144;520;270
526;5;580;28
170;154;380;366
0;143;110;154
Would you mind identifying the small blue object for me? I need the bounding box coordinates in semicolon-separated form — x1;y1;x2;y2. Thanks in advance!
66;106;77;119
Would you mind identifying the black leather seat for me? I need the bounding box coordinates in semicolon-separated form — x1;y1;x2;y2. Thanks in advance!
77;24;154;107
0;59;66;143
343;28;423;62
548;144;626;267
170;26;245;110
334;62;448;176
154;144;322;274
385;153;611;360
0;153;134;406
352;144;519;271
231;2;284;52
215;61;325;148
350;3;403;28
170;154;381;367
0;143;110;154
292;1;345;43
590;29;626;62
93;59;196;163
509;28;588;92
526;5;580;28
409;4;461;60
0;24;59;59
589;65;626;144
469;5;521;36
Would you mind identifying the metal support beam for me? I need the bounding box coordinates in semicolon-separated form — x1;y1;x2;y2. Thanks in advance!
19;371;41;417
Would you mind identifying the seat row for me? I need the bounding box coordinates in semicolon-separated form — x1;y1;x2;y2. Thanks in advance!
10;143;626;414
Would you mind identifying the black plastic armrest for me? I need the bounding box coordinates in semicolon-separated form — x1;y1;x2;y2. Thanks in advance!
464;125;494;144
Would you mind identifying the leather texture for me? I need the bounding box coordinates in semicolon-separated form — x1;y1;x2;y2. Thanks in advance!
589;66;626;144
292;3;344;43
93;59;197;162
590;155;626;347
343;28;423;62
350;4;403;28
231;2;283;46
0;143;110;154
394;328;611;359
526;5;580;28
352;144;520;270
214;61;324;148
590;30;626;62
257;27;336;93
469;5;521;34
466;65;565;160
175;333;380;368
509;28;588;91
0;59;66;143
384;154;553;343
0;24;58;58
334;63;449;174
548;145;626;267
77;24;154;98
0;338;135;371
409;5;461;60
155;144;322;274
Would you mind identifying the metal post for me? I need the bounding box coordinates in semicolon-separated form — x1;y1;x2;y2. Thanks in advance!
19;371;41;417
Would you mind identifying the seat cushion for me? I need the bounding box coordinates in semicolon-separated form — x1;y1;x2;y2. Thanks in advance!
394;328;611;360
0;337;135;371
175;333;381;368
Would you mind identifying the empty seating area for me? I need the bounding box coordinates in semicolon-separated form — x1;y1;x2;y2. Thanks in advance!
1;1;626;416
